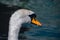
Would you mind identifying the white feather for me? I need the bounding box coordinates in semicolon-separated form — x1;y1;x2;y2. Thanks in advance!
8;9;34;40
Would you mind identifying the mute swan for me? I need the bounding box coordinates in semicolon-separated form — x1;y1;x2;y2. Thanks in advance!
8;9;42;40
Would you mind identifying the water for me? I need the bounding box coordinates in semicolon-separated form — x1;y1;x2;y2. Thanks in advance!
22;0;60;40
0;0;60;40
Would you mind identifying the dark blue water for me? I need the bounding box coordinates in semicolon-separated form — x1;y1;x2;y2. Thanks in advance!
21;0;60;40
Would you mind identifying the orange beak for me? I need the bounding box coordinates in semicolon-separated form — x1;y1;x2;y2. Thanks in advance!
31;18;42;26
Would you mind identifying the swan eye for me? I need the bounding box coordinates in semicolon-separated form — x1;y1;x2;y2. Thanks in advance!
29;14;36;18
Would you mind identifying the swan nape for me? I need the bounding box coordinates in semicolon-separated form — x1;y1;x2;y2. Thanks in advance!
8;9;42;40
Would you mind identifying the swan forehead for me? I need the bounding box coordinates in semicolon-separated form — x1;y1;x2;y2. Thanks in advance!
18;9;34;16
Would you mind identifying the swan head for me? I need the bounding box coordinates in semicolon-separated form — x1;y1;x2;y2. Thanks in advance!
15;9;42;26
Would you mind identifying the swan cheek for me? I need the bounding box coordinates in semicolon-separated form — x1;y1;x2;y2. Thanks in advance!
22;16;31;23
